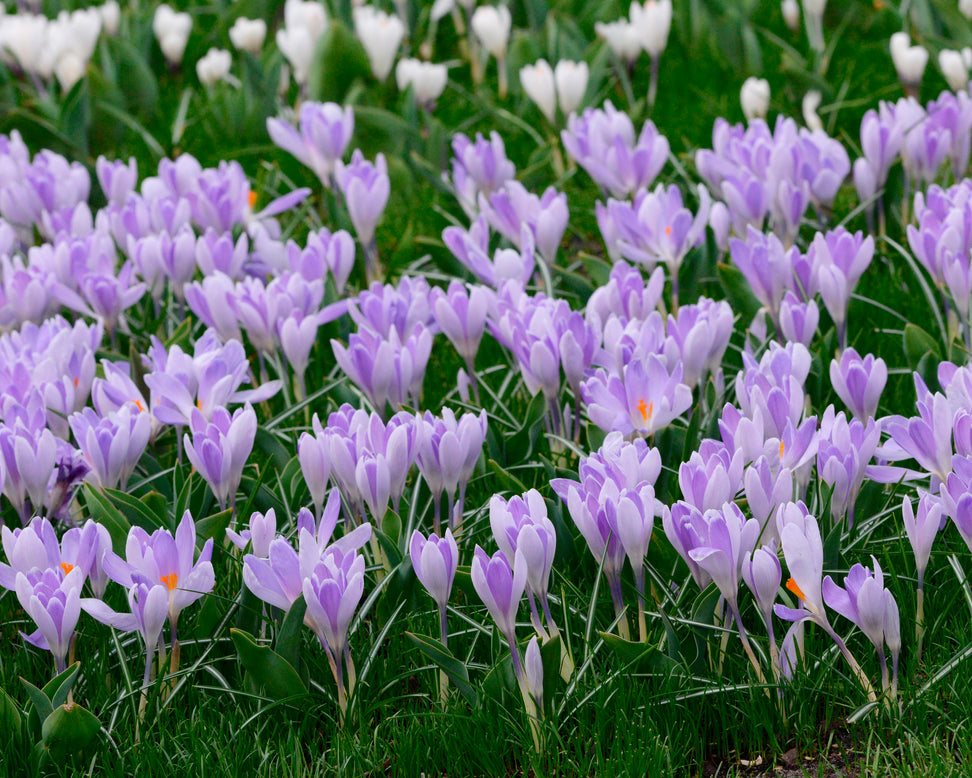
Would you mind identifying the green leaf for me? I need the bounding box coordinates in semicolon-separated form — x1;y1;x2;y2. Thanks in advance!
196;508;233;548
716;262;762;325
598;632;669;672
230;628;308;702
405;632;479;707
109;37;159;119
307;22;370;104
104;487;168;531
904;322;942;369
41;703;101;758
42;663;81;710
21;679;53;741
0;686;22;740
82;484;131;554
275;597;307;679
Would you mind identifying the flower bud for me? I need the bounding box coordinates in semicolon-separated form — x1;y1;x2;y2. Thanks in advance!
554;60;588;117
740;77;770;121
229;17;267;54
890;32;928;88
520;60;556;123
196;48;232;87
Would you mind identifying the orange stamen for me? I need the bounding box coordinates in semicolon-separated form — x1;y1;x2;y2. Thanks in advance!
785;577;806;602
73;377;79;388
779;439;785;458
664;226;672;235
59;562;74;576
248;191;258;210
637;398;648;422
132;399;145;412
196;399;203;410
161;573;178;591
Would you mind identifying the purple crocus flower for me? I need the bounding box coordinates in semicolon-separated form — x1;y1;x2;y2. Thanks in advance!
490;490;558;639
288;227;356;295
679;439;744;512
585;261;665;334
430;281;489;375
582;354;693;438
81;580;170;690
602;184;710;305
336;150;389;280
267;101;355;187
102;511;215;636
560;102;669;198
939;455;972;553
442;216;536;287
15;566;85;672
299;415;332;519
69;404;152;490
743;457;793;542
471;545;527;669
184;273;243;342
480;181;568;266
878;375;954;487
663;297;733;389
96;156;138;205
729;226;797;330
226;508;278;558
816;408;880;527
779;291;819;347
809;228;874;348
0;422;57;522
742;543;782;668
195;228;248;280
830;348;886;422
409;528;459;645
822;557;898;694
302;545;367;713
448;131;516;217
183;404;257;510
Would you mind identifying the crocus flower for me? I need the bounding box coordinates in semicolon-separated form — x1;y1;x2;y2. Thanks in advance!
16;566;85;672
226;508;278;558
267;100;354;187
830;348;886;421
448;132;516;217
679;439;744;512
471;545;529;689
742;543;782;668
562;102;668;198
69;404;152;490
183;404;257;510
303;545;367;713
410;529;459;644
939;454;972;553
490;490;558;638
353;6;405;82
430;281;489;381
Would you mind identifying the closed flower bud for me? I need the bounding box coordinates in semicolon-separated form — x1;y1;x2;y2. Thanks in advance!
782;0;799;31
520;59;556;124
196;47;232;87
471;5;512;59
890;32;928;88
740;77;770;121
939;48;969;91
229;17;267;54
554;60;588;117
396;58;449;105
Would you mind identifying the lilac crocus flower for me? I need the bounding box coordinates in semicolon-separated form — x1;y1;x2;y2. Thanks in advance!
743;457;793;542
226;508;278;558
183;404;257;510
822;557;897;694
102;511;215;636
442;217;536;288
480;181;568;266
663;297;733;389
586;262;665;334
409;529;459;645
430;281;489;377
809;228;874;348
561;102;669;198
471;545;528;682
939;455;972;553
81;580;170;690
490;490;558;639
830;348;886;422
298;415;332;519
903;489;943;660
267;101;355;187
779;291;819;347
336;150;389;281
288;228;357;295
416;409;486;533
448;131;516;217
302;545;367;713
69;405;152;490
742;543;782;669
817;409;879;527
582;354;693;438
729;226;797;330
878;376;954;487
97;156;138;205
15;566;85;672
0;422;57;522
679;439;743;512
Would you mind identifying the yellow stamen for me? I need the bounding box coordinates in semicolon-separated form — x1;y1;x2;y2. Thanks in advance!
60;562;74;576
161;573;178;591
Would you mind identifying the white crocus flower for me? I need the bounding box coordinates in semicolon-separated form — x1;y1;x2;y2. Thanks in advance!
353;6;405;81
740;77;770;121
595;19;642;65
153;4;192;66
196;47;232;87
471;5;511;59
629;0;671;58
890;32;928;90
396;58;448;105
554;60;588;117
802;90;824;131
101;1;120;36
939;49;969;92
520;59;556;124
229;18;267;54
782;0;799;31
